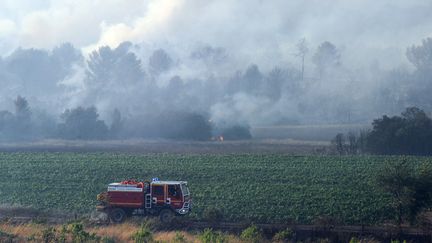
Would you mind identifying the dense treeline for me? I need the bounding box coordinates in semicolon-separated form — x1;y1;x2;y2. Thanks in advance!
2;37;432;141
367;107;432;155
333;107;432;155
0;96;249;141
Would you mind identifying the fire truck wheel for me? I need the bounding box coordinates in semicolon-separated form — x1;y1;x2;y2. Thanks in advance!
159;209;174;223
109;208;126;223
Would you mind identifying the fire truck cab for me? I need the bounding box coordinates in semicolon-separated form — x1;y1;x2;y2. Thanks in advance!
97;178;191;223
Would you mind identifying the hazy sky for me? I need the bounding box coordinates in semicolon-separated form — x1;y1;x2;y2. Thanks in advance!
1;0;431;69
0;0;432;128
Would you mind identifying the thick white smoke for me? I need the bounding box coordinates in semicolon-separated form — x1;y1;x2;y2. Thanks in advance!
1;0;431;67
1;0;432;127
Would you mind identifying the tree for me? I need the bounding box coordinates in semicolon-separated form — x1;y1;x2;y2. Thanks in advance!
406;37;432;72
87;43;144;85
312;41;340;78
110;108;123;139
347;132;358;155
331;132;363;155
295;38;309;82
14;96;31;120
356;130;368;154
57;106;108;140
242;64;263;94
165;75;184;98
405;38;432;111
85;42;145;92
14;96;32;137
156;111;212;141
366;107;432;155
5;48;53;94
51;42;84;78
0;96;40;141
377;160;432;228
376;68;410;114
262;67;285;101
148;49;173;76
331;133;345;155
4;45;82;95
83;42;146;110
378;160;413;236
190;45;227;65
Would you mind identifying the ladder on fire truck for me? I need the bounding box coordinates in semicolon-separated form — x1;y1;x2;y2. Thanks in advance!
145;194;152;209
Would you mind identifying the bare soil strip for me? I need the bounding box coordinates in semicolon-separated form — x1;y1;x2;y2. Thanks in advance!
0;139;328;154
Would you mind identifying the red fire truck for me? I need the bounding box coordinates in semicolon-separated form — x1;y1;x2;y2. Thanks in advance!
96;178;191;223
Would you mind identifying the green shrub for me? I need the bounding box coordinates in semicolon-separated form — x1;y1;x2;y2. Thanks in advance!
173;231;187;243
27;234;37;242
40;225;67;243
132;223;153;243
391;240;407;243
38;223;101;243
198;228;227;243
58;225;67;243
0;229;15;242
41;227;57;243
349;237;360;243
273;228;294;242
240;225;262;243
69;222;101;243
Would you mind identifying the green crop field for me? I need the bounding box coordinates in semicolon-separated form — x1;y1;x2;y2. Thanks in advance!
0;152;430;224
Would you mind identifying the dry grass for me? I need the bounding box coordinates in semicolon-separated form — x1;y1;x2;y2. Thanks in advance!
89;225;223;243
152;231;243;243
0;223;141;242
153;231;197;242
88;223;138;242
0;223;44;242
0;222;384;243
0;222;241;243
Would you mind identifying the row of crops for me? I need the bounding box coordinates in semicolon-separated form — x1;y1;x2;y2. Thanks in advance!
0;152;430;224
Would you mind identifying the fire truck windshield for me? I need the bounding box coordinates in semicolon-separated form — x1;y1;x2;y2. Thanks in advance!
181;183;190;196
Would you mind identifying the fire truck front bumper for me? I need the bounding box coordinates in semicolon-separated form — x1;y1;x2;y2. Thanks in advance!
176;200;192;215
